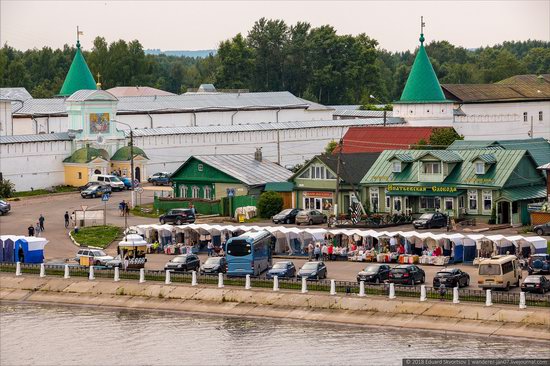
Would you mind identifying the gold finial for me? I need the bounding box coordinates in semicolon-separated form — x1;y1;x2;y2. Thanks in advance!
96;72;102;90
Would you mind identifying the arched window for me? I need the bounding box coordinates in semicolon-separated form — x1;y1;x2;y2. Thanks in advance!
204;186;212;200
179;185;188;198
192;186;200;198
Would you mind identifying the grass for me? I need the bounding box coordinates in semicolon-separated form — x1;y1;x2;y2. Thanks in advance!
131;204;165;219
71;225;122;249
11;185;77;198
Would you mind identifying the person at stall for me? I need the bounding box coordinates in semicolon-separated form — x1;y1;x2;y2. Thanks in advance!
321;243;328;261
152;241;159;254
308;242;314;261
389;236;397;252
433;246;443;256
397;244;405;255
207;241;214;256
328;243;334;261
314;244;321;261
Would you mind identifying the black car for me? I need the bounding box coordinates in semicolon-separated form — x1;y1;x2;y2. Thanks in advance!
272;209;302;224
80;184;112;198
159;208;196;225
528;254;550;275
297;261;327;280
533;221;550;236
266;261;296;279
0;200;11;216
389;265;425;285
433;268;470;288
521;275;550;294
164;254;200;272
78;181;101;192
413;212;447;229
356;264;391;284
200;256;227;275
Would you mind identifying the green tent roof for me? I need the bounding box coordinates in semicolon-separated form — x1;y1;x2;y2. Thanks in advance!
111;146;149;161
396;34;448;104
63;146;109;164
59;41;97;96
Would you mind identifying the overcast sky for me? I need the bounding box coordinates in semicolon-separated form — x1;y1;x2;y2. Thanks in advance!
1;0;549;52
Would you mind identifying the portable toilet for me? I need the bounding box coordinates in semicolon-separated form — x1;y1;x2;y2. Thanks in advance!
14;237;48;263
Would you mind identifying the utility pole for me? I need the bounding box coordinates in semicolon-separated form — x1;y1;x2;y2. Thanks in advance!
277;130;281;164
530;116;534;138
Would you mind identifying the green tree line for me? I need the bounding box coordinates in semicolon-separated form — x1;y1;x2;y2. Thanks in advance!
1;18;548;103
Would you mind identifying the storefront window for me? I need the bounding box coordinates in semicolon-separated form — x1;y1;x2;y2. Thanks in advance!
322;198;333;211
420;196;440;210
393;197;402;212
468;190;478;211
423;162;440;174
384;189;391;212
369;187;379;213
445;197;453;210
482;190;492;212
304;194;333;211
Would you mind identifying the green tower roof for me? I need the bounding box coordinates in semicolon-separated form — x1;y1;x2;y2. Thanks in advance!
63;146;109;164
396;34;448;104
59;41;97;97
111;145;149;161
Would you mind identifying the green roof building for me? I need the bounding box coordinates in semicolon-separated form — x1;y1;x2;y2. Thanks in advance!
111;145;149;161
63;145;109;164
59;40;97;96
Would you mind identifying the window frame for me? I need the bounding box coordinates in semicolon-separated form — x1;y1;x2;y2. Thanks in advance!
191;186;200;198
468;189;478;213
482;190;492;213
444;197;453;211
539;111;543;122
369;187;379;213
384;188;391;212
392;161;402;173
475;162;485;175
422;162;441;174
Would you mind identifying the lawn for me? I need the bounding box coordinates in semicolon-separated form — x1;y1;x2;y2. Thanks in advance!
130;204;165;219
12;185;77;198
71;225;122;249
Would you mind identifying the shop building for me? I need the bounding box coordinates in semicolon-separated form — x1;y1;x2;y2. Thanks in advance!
361;148;547;225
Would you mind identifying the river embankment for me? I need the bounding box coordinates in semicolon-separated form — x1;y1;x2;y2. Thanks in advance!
1;274;549;340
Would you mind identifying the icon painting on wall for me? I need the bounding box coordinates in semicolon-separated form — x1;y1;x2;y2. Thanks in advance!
89;113;110;133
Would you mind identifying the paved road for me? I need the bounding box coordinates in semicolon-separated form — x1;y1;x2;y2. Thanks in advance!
2;190;547;292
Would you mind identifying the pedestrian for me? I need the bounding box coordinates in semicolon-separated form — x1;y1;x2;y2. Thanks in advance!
64;211;70;228
207;241;214;256
308;242;314;261
314;244;321;261
328;243;334;261
28;224;35;237
119;201;126;216
190;204;196;216
38;214;45;231
389;236;397;252
321;243;328;261
125;204;130;216
35;222;41;237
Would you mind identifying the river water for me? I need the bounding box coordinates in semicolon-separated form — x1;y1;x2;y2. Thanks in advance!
1;303;549;366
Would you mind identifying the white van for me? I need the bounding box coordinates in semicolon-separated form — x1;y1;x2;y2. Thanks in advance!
89;174;125;191
478;255;521;291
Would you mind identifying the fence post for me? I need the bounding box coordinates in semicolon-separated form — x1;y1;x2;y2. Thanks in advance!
519;291;527;309
64;264;70;279
301;277;308;293
358;281;366;297
191;271;198;286
139;268;145;283
330;279;336;296
165;270;171;285
15;262;21;276
389;283;396;299
453;287;460;304
420;285;427;301
89;265;95;281
114;267;120;282
273;275;279;292
218;273;224;288
39;263;46;278
245;274;251;290
485;289;492;307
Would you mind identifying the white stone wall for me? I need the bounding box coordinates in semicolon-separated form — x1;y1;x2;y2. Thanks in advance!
0;101;13;136
0;140;72;191
393;102;454;127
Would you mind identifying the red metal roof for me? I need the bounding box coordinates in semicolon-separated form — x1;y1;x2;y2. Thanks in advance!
339;126;437;153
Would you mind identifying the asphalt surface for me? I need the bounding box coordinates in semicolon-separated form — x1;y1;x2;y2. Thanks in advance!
1;189;548;292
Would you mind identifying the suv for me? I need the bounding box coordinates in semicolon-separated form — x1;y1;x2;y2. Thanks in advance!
89;174;125;191
528;254;550;275
81;184;112;198
0;200;11;216
413;212;447;229
389;265;425;285
148;172;171;183
74;248;114;266
159;208;195;225
150;173;171;186
164;254;200;272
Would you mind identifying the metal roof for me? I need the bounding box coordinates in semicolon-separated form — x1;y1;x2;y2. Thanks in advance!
124;118;404;138
66;89;118;102
333;109;394;118
417;150;463;163
192;154;293;186
107;86;175;97
340;126;436;153
0;132;71;144
500;185;547;201
0;88;32;102
473;154;497;164
15;98;66;115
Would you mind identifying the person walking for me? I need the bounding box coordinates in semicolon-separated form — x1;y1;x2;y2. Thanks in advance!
207;241;214;256
321;243;328;261
119;201;126;216
64;211;70;228
38;214;45;232
27;224;35;237
314;244;321;261
308;242;314;261
35;222;41;237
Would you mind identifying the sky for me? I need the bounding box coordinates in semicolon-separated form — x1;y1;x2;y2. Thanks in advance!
1;0;549;52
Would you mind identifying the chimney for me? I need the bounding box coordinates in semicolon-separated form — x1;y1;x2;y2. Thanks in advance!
254;147;262;162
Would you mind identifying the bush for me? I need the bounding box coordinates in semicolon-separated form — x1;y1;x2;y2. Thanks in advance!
0;179;15;198
257;191;283;219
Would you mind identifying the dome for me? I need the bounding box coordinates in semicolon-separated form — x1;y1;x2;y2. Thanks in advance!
63;146;109;163
111;145;149;161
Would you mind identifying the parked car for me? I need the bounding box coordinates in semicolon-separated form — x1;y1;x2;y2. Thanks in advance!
389;265;425;285
272;209;302;224
78;181;101;192
266;261;296;279
80;184;112;198
159;208;195;225
148;172;171;183
297;261;327;280
521;275;550;294
200;256;227;275
295;210;327;225
528;254;550;275
433;268;470;288
121;177;133;190
356;264;391;284
0;200;11;216
89;174;125;191
74;248;114;266
413;212;447;229
164;254;200;272
533;222;550;236
150;173;171;186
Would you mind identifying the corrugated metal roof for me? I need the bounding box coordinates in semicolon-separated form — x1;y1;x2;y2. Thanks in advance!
417;150;463;163
389;153;415;162
333;109;394;118
340;126;436;153
0;132;71;144
193;154;292;186
500;185;547;201
124;118;404;138
66;89;118;102
474;154;497;164
328;105;362;112
0;88;32;101
15;98;66;115
107;86;175;97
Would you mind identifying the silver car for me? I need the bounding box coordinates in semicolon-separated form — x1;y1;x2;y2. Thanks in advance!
295;210;327;225
74;248;114;266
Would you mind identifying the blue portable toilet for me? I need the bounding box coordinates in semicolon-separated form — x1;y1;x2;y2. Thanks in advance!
0;236;21;262
14;237;47;263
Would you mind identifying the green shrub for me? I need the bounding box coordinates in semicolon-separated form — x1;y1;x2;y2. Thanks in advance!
0;179;15;198
257;191;283;219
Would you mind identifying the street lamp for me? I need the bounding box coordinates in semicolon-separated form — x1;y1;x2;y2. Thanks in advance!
112;120;135;210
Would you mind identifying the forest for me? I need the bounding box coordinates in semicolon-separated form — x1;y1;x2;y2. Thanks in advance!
1;18;549;104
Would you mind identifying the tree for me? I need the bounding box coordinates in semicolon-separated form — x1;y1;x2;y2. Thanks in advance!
215;34;253;89
417;128;464;149
0;179;15;198
324;140;338;154
257;191;283;218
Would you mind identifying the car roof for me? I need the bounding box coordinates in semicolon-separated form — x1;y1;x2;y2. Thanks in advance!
437;268;458;272
394;265;414;268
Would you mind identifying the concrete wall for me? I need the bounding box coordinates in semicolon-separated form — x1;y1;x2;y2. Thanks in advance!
0;101;13;136
394;102;454;127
